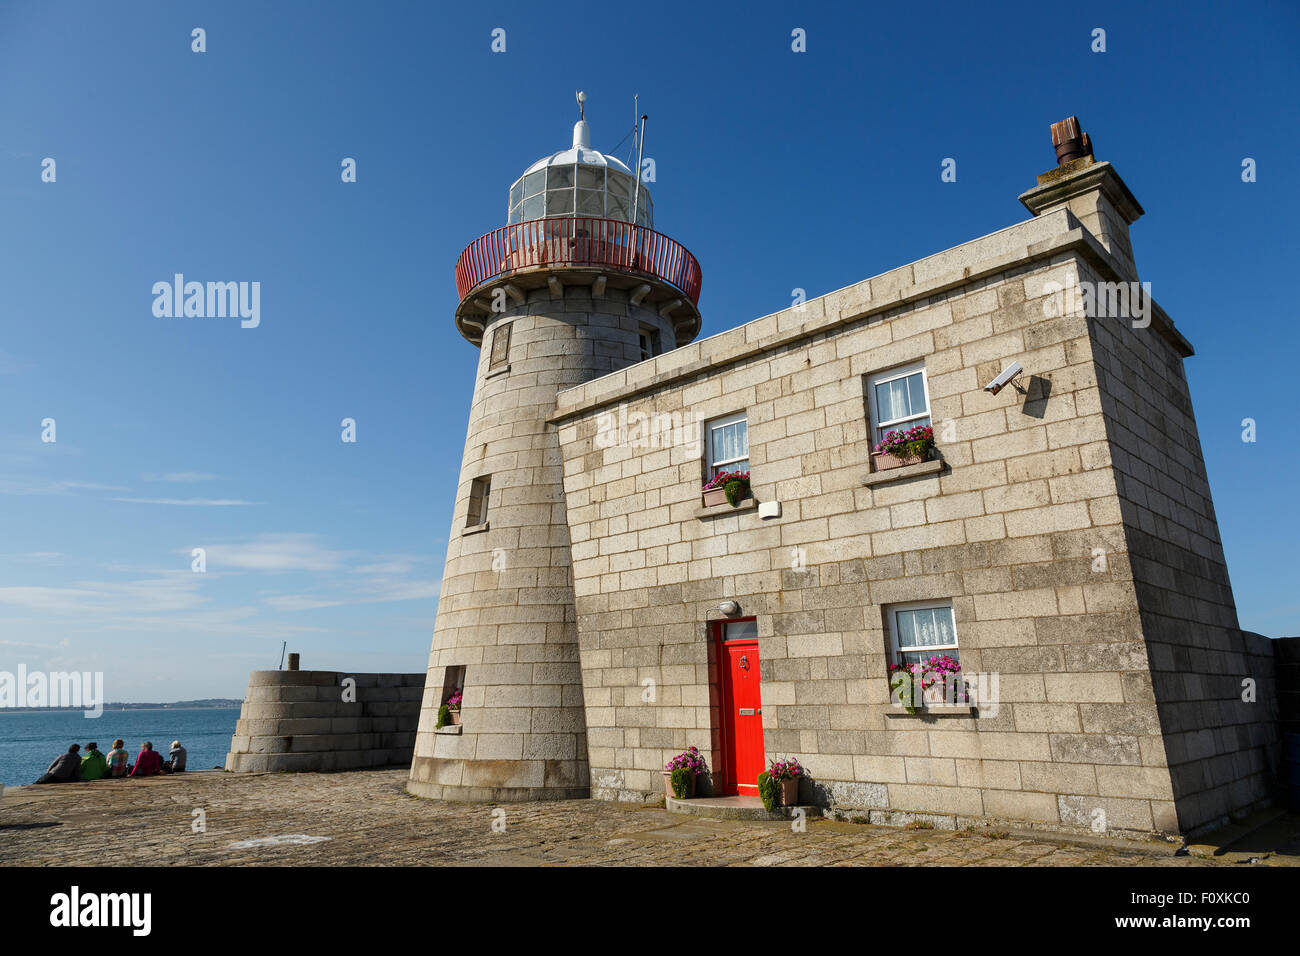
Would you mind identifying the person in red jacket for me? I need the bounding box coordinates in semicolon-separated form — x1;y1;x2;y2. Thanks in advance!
130;741;164;777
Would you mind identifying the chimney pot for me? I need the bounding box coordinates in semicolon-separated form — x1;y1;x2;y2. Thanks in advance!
1051;115;1094;166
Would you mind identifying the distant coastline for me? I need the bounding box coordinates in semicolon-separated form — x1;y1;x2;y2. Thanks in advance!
0;698;241;713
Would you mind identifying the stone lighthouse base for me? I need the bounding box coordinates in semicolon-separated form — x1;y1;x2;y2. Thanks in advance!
406;755;589;802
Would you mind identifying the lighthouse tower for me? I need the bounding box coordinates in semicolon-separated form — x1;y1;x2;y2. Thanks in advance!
408;96;703;801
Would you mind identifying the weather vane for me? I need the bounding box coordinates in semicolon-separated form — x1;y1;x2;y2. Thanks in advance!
576;90;586;120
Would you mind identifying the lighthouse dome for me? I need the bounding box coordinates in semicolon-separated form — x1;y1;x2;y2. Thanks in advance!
507;117;653;227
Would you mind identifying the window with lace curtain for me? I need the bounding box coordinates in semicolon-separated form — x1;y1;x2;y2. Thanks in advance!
705;412;748;480
888;601;960;666
867;362;932;445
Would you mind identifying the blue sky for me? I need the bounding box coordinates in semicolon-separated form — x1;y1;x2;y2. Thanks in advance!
1;0;1297;701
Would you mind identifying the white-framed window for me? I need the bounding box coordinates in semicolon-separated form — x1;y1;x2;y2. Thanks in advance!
705;412;748;479
867;362;932;444
888;601;960;666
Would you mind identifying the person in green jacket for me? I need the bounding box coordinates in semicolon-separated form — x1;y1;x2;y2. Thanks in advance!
80;742;109;781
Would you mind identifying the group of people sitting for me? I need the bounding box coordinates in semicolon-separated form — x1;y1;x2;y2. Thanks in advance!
35;739;187;784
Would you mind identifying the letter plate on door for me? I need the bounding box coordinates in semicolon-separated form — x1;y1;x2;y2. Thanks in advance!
738;708;755;715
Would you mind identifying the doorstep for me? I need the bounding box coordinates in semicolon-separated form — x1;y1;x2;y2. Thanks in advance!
666;795;821;822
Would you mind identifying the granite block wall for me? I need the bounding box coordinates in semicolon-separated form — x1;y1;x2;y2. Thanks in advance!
407;286;677;801
549;202;1274;835
225;670;423;773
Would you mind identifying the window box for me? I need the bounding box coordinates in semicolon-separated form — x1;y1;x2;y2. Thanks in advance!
862;457;944;487
885;703;975;718
873;425;936;472
702;487;729;507
701;472;751;508
871;450;930;471
696;497;758;519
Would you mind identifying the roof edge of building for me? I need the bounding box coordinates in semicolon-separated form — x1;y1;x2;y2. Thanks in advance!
550;211;1190;425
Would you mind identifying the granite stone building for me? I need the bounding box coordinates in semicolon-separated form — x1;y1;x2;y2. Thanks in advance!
407;105;1284;837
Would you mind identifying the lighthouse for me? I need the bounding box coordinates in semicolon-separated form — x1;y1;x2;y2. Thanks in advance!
407;96;703;801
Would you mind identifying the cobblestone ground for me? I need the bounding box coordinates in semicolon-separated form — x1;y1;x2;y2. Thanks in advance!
0;769;1229;867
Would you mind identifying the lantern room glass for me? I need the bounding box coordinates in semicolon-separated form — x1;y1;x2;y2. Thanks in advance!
508;164;654;228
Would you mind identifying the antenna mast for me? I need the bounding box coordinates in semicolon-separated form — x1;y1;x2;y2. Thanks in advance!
631;111;647;228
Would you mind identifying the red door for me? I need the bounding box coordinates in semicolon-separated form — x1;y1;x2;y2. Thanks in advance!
719;626;764;796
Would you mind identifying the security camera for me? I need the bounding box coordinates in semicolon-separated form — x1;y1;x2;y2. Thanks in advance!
984;361;1025;396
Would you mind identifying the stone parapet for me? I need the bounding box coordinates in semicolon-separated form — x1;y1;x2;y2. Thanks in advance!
225;670;423;773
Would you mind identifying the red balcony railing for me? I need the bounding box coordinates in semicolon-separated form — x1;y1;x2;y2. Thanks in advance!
455;217;702;305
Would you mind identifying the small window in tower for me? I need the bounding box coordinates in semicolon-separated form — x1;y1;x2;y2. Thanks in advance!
576;165;604;190
465;475;491;529
638;325;661;361
509;179;524;209
705;412;749;480
523;169;545;197
489;322;511;370
438;665;466;728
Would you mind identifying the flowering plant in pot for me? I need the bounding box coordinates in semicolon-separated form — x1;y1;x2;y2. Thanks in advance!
445;688;463;725
702;470;751;508
663;746;707;799
767;757;805;806
889;656;966;713
872;425;935;471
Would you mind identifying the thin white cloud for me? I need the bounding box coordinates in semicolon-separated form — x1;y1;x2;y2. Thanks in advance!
112;497;257;506
262;595;347;611
263;576;439;612
352;554;428;575
0;476;113;496
0;552;65;565
0;637;71;650
200;533;345;572
142;472;220;482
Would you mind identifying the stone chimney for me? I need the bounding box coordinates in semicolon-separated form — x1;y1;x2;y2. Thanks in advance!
1019;116;1144;281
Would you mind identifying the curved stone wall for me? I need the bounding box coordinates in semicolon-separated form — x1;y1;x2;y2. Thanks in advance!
225;670;422;773
408;284;676;801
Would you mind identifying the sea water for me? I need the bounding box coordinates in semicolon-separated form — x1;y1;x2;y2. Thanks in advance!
0;708;240;786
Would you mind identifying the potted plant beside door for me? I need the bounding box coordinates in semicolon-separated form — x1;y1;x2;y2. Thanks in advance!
767;757;805;807
663;746;707;800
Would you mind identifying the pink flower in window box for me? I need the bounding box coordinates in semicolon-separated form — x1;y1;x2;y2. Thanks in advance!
872;425;935;471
